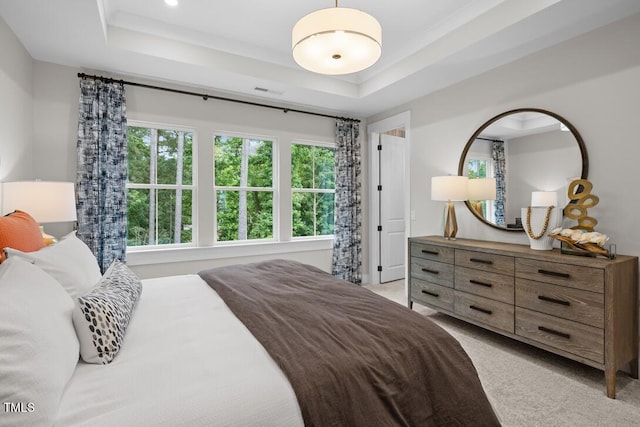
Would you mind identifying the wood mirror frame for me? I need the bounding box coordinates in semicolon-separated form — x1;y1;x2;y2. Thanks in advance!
458;108;589;232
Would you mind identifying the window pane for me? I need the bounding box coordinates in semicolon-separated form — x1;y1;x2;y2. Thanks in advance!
292;192;314;237
127;127;151;184
467;159;487;179
248;140;273;187
315;146;335;189
127;127;193;185
292;192;334;237
127;188;150;246
317;192;335;235
126;188;193;246
215;136;272;187
291;144;335;189
291;144;313;188
156;189;193;244
216;190;273;241
157;130;193;185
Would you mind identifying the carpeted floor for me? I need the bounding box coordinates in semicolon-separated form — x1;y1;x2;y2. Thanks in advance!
365;280;640;427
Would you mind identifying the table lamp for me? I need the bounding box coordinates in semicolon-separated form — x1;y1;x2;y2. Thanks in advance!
468;178;496;219
2;181;77;245
431;176;468;239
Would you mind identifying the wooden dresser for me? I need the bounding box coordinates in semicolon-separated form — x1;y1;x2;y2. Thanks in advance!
408;236;638;398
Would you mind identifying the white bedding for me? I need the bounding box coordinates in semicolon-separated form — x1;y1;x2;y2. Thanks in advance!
55;274;304;427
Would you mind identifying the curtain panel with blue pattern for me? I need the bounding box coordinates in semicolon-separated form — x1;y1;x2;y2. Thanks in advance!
76;78;128;273
332;120;362;284
492;140;506;227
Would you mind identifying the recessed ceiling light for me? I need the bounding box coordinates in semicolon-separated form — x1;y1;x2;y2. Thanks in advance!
164;0;179;7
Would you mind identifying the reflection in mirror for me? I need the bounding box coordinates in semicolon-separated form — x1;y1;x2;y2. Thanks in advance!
459;109;588;232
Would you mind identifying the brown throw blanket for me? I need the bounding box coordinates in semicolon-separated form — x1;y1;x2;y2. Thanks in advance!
199;260;500;427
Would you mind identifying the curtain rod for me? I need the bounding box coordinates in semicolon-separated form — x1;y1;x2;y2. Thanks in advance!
77;73;360;123
476;136;504;143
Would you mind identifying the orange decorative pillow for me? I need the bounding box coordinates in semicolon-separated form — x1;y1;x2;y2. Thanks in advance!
0;210;45;262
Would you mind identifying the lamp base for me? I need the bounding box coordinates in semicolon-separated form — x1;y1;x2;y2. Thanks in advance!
443;201;458;240
521;207;560;250
473;201;484;219
39;225;57;246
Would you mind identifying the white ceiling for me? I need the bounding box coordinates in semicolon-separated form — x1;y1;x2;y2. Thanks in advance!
482;112;562;139
2;0;640;117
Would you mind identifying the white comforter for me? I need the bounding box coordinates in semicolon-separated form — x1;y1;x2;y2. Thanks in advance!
55;274;304;427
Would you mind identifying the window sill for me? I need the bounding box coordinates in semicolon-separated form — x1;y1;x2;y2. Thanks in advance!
126;238;333;266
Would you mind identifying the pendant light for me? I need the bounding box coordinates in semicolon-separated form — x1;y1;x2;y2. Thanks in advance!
292;1;382;75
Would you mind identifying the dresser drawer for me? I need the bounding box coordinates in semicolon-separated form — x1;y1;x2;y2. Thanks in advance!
516;307;603;363
411;258;454;287
455;249;514;275
411;242;454;264
515;278;604;328
515;258;604;293
411;279;454;311
455;266;514;304
454;292;514;333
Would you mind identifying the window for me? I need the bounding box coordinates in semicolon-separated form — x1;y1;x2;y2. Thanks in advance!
126;121;334;258
126;124;194;246
291;143;335;237
214;135;274;242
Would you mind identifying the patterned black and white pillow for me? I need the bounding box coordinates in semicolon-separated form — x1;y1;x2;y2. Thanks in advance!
72;260;142;364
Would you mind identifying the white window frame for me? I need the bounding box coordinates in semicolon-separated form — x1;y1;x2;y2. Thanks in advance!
213;132;278;245
290;140;336;240
126;120;197;250
125;122;334;267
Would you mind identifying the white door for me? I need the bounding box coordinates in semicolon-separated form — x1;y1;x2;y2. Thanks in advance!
379;134;406;283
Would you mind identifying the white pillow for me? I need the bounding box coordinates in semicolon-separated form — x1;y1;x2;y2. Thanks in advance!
0;257;79;427
5;231;102;299
73;260;143;364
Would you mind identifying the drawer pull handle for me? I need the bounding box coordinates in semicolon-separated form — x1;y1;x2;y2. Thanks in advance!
538;269;570;279
421;290;439;298
421;249;439;255
538;326;571;339
421;268;439;275
470;279;493;288
470;258;493;265
538;295;570;306
469;305;492;315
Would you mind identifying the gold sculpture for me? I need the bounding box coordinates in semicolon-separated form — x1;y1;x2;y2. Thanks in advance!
564;179;599;231
549;178;611;257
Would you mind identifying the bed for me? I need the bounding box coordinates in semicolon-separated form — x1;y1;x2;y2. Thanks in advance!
0;231;499;427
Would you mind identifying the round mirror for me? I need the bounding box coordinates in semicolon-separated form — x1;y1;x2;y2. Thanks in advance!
458;108;588;232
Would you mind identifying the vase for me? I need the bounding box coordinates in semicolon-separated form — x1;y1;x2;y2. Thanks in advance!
521;206;561;250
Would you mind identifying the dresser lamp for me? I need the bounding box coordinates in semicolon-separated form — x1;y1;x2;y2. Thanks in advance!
1;181;77;245
468;178;496;219
431;176;469;240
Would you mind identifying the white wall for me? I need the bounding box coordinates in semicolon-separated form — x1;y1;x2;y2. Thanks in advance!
368;12;640;260
0;17;33;180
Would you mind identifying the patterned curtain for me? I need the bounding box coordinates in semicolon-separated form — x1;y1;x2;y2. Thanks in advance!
492;140;506;227
76;78;128;273
332;120;362;284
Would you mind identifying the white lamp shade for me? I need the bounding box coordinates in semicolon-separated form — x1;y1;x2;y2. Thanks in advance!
531;191;558;207
2;181;77;223
292;7;382;75
468;178;496;201
431;176;469;201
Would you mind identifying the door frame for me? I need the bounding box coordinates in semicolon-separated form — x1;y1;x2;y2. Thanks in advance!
367;111;411;285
